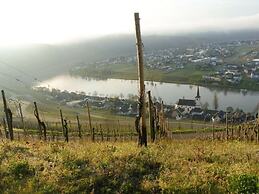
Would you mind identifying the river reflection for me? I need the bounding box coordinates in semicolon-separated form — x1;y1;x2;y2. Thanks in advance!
37;75;259;112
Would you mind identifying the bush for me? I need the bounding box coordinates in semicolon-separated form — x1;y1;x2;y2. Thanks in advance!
8;161;34;179
229;174;258;194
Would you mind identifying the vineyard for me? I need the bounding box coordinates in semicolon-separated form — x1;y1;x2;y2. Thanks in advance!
0;139;259;193
1;12;259;194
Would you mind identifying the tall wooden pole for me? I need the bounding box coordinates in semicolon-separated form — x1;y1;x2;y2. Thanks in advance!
34;102;42;138
86;101;94;141
76;114;82;139
18;103;25;135
148;91;155;142
60;109;65;136
1;90;13;140
226;112;229;140
2;118;8;139
134;12;147;146
161;101;165;136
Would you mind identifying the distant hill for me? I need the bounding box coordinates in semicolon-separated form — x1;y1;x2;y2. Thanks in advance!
1;29;259;87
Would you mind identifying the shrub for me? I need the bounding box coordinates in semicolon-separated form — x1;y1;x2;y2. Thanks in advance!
8;161;34;179
229;174;258;194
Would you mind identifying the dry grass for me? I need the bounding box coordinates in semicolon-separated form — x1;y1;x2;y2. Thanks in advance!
0;139;259;193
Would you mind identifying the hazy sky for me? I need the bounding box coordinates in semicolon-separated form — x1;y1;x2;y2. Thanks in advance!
1;0;259;45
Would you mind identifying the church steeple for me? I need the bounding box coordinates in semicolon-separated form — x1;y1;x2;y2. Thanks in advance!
195;86;200;100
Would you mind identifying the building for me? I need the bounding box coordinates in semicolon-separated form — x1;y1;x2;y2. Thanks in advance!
175;86;201;114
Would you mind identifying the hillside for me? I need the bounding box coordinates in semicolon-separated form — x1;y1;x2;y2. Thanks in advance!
0;139;258;193
1;30;259;85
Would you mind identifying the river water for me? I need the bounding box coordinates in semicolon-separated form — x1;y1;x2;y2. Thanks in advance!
37;74;259;112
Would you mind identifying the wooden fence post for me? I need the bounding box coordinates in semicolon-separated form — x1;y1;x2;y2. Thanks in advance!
76;115;82;139
64;119;69;142
148;91;155;142
226;112;229;140
2;118;8;139
134;12;147;147
33;102;47;141
18;103;26;136
100;124;104;142
107;128;110;141
1;90;14;140
60;109;65;136
212;122;215;140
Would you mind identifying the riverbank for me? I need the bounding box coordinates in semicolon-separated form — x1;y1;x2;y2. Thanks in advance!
70;63;259;92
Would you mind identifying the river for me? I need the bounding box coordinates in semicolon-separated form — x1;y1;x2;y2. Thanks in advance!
37;74;259;112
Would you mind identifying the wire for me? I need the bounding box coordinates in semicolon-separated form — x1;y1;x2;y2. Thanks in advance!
0;59;42;83
0;72;31;88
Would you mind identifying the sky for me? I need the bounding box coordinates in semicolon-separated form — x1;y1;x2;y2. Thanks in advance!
1;0;259;45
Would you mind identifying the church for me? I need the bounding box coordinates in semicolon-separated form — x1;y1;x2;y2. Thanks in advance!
174;86;203;118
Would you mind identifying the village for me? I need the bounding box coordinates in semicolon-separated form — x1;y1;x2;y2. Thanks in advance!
80;39;259;87
35;86;257;124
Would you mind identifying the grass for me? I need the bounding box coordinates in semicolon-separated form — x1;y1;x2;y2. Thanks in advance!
0;139;259;193
71;63;207;84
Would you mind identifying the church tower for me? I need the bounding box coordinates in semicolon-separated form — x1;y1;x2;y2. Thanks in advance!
195;86;201;101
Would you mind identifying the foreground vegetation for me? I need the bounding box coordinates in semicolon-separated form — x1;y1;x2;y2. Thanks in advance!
0;139;259;193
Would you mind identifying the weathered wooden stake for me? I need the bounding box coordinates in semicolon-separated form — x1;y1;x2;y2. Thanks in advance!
86;101;93;141
64;119;69;142
2;118;8;139
34;102;47;141
18;103;26;135
76;115;82;139
92;127;95;142
60;109;65;136
1;90;13;140
148;91;155;142
212;122;215;140
226;112;229;140
160;101;165;136
134;12;147;146
100;124;104;142
107;128;110;141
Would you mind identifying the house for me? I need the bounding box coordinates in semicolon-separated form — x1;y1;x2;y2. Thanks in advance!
211;111;226;122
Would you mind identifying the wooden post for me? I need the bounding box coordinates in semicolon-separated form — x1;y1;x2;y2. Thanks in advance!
2;118;8;139
18;103;26;135
212;122;215;140
161;101;165;136
60;109;65;136
107;128;110;141
76;115;82;139
1;90;13;140
34;102;42;138
100;124;104;142
226;112;229;140
64;119;69;142
34;102;47;140
86;101;93;140
148;91;155;142
92;127;95;142
134;12;147;146
113;127;117;142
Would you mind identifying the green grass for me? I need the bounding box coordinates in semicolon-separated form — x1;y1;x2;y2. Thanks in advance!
71;63;208;84
0;139;259;193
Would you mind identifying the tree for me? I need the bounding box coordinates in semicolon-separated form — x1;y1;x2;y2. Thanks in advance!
213;93;219;110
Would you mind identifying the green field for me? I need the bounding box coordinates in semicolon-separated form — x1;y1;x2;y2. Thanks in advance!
71;63;208;84
0;139;259;193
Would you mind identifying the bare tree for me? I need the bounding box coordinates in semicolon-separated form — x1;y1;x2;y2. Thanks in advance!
213;93;219;110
